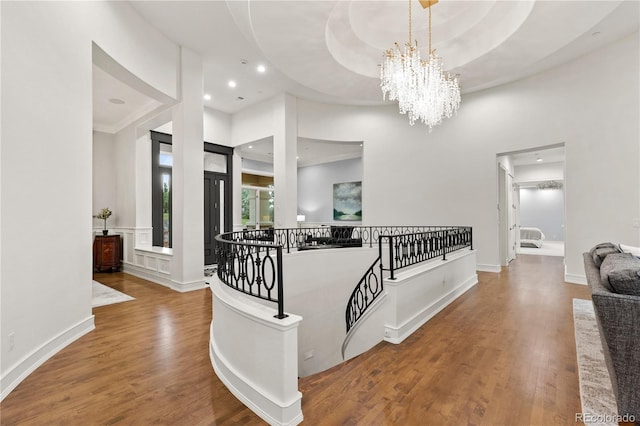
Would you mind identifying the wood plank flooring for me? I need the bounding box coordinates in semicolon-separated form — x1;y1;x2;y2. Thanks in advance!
1;255;591;425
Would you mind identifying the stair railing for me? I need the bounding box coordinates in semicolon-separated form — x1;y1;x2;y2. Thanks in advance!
345;227;473;332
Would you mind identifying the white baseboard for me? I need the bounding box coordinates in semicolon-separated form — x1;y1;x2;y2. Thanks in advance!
476;264;501;273
384;274;478;344
123;262;206;292
1;315;95;401
565;273;587;285
170;279;207;292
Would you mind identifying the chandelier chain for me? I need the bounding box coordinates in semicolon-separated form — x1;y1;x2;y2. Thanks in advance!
408;0;412;45
428;4;432;54
380;0;461;130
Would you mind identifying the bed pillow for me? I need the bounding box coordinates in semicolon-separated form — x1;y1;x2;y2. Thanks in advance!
599;253;640;296
620;243;640;257
590;243;621;267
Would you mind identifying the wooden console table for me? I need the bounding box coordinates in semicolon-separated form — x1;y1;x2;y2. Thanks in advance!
93;234;122;272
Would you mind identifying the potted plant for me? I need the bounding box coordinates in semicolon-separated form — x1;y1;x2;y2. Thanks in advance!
94;207;112;235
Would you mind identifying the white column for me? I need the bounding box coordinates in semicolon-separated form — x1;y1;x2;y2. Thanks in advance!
232;153;243;231
170;47;205;291
134;133;153;247
273;94;298;229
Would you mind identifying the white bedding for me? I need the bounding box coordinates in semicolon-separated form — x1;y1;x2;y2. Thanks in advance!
520;227;545;248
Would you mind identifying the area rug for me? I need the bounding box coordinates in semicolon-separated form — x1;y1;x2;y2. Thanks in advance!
573;298;618;426
92;280;135;308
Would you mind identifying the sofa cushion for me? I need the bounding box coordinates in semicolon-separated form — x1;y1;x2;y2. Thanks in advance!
600;253;640;296
590;243;621;267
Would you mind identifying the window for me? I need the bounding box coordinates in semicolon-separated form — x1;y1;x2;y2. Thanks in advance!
151;131;172;248
241;173;274;230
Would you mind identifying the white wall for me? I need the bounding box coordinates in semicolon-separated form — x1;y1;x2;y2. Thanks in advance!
297;157;363;223
204;107;231;144
1;1;180;399
520;187;565;241
93;131;118;228
296;32;639;278
242;159;273;174
231;97;275;147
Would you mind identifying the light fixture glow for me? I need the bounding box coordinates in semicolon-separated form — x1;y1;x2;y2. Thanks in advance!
228;80;237;88
381;0;460;131
203;94;211;101
248;145;253;149
536;158;543;162
257;64;266;73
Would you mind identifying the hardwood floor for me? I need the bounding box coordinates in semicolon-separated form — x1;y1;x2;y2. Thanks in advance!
1;255;590;425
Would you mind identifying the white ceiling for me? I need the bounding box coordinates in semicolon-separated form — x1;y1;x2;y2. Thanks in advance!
510;146;565;167
93;0;639;136
237;137;364;167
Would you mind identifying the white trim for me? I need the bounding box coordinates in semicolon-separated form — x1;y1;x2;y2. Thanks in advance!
384;274;478;344
565;273;587;285
1;315;95;401
477;263;501;273
123;262;206;292
134;246;173;256
123;262;173;287
170;279;207;293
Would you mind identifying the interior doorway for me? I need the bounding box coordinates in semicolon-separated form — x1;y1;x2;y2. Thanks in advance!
498;144;566;262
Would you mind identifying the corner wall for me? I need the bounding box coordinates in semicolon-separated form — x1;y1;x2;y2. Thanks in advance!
0;1;180;399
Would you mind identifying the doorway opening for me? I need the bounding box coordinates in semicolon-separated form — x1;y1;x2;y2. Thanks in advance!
497;143;566;264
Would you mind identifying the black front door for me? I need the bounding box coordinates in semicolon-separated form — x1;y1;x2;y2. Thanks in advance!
204;171;228;265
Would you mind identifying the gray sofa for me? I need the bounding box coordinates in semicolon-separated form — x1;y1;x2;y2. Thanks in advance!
583;251;640;423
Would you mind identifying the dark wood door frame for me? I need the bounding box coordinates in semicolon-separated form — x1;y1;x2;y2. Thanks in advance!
150;131;234;264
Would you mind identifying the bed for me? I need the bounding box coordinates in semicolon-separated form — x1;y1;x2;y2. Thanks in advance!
520;227;545;248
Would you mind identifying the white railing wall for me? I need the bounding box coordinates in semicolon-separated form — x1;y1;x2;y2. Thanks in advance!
209;279;303;426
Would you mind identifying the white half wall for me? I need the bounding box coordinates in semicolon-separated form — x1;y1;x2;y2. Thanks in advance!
210;280;303;426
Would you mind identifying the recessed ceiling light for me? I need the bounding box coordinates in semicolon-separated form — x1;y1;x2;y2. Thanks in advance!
296;156;299;160
248;145;253;149
228;80;237;88
257;64;266;73
360;143;363;147
109;98;125;105
203;94;211;101
237;96;245;100
536;158;543;162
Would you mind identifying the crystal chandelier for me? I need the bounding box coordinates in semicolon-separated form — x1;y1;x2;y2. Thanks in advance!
381;0;461;130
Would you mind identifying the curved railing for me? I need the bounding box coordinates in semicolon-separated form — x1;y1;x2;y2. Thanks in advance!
215;233;288;319
345;227;473;332
215;226;472;324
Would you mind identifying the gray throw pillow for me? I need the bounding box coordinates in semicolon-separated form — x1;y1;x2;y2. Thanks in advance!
591;245;621;267
600;253;640;296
